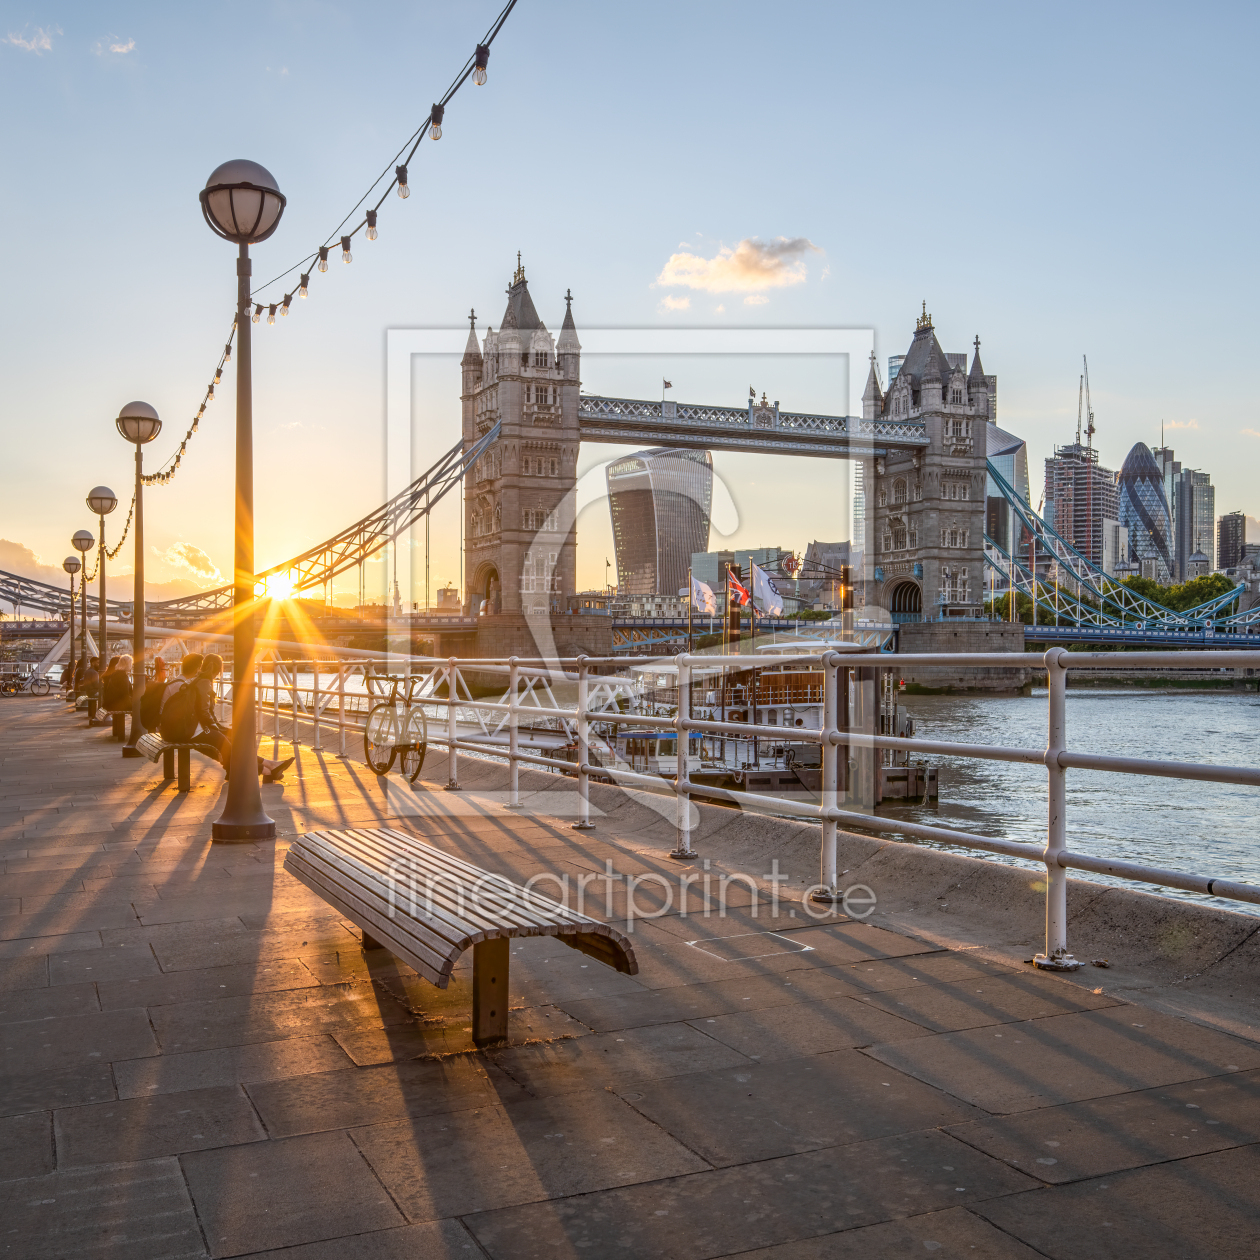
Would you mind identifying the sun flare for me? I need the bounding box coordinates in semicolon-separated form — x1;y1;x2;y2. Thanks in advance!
264;572;296;600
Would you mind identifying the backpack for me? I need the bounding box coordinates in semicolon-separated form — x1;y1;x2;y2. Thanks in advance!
140;680;166;732
159;680;198;742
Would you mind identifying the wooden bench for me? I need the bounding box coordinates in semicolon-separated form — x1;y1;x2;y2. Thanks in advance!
136;732;199;791
284;826;639;1046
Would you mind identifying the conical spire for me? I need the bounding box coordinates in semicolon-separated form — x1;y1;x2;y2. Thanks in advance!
862;351;882;420
968;334;986;382
557;287;580;353
462;308;481;363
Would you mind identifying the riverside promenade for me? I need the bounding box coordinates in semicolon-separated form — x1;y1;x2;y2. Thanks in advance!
2;694;1259;1258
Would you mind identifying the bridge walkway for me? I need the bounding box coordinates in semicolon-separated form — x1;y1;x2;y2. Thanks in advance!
2;694;1259;1256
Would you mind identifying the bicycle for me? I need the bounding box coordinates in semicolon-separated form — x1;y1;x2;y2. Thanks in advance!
0;675;49;696
363;672;429;781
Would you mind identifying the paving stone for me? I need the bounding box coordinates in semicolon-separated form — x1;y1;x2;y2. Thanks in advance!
1;1006;158;1077
49;942;161;986
866;1006;1260;1114
236;1218;484;1259
98;957;319;1011
115;1034;355;1098
55;1083;266;1167
557;972;822;1032
947;1069;1260;1184
153;922;359;972
0;956;50;990
728;1206;1044;1258
0;902;140;939
617;1048;980;1166
99;915;254;949
182;1129;405;1257
0;931;101;960
691;993;932;1062
975;1145;1260;1258
0;1156;205;1258
486;1021;750;1097
0;871;89;897
462;1128;1033;1259
0;1061;117;1117
248;1056;526;1137
0;981;99;1024
353;1089;708;1221
148;982;414;1052
333;1005;589;1065
22;889;158;912
0;1109;54;1180
788;952;1032;995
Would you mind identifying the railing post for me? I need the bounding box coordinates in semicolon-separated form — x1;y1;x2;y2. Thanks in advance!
337;664;346;757
505;657;523;810
444;656;460;791
1036;647;1080;970
312;658;322;751
573;656;595;830
254;656;261;748
289;657;301;745
814;649;841;901
669;653;694;858
272;653;280;758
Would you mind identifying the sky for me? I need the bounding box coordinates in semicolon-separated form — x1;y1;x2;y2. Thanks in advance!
2;0;1258;609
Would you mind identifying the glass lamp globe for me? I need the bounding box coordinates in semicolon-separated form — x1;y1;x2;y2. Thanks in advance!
200;160;286;244
72;529;95;553
87;487;118;516
116;400;162;444
63;556;81;575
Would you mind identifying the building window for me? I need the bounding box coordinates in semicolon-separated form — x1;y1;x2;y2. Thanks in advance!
893;479;907;505
877;488;887;507
549;457;558;476
882;532;892;553
893;527;907;550
908;529;918;548
913;482;922;501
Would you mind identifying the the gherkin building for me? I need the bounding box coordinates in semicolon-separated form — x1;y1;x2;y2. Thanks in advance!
1118;442;1173;583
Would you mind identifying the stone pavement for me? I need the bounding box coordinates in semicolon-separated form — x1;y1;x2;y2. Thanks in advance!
2;693;1259;1258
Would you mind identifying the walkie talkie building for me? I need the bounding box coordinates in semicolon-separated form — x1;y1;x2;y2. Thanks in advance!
607;448;713;596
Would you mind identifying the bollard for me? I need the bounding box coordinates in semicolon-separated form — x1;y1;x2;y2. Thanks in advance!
1035;647;1080;970
573;656;595;831
668;655;693;857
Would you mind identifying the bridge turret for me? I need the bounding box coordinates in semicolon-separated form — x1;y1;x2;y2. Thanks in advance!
558;289;580;381
862;351;883;422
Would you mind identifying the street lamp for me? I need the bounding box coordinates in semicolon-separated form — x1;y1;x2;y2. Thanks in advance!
62;555;81;696
72;530;94;676
87;487;117;677
116;401;162;757
200;159;286;842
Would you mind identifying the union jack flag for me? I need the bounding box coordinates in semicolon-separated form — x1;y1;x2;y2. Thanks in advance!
728;572;751;606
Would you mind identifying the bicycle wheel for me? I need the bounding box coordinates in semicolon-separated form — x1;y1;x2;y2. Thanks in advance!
399;706;428;782
30;677;50;697
363;702;399;776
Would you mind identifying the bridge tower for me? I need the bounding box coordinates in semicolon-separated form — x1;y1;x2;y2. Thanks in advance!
864;306;994;619
461;260;587;646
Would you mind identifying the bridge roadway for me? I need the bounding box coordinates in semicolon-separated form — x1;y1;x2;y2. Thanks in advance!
4;692;1260;1256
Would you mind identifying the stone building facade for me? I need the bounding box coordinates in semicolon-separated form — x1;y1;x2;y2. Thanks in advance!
461;261;582;618
862;307;994;617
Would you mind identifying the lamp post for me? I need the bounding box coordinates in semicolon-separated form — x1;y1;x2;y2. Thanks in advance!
200;159;286;842
62;556;81;694
87;488;117;673
116;402;162;756
72;530;94;668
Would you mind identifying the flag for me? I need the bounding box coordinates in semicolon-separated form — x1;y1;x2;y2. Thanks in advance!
751;562;784;615
690;574;717;615
728;571;751;606
662;378;673;390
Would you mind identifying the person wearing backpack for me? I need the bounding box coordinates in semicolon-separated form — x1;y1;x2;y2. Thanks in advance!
102;653;134;718
80;657;101;724
159;655;203;743
190;654;231;769
139;657;168;733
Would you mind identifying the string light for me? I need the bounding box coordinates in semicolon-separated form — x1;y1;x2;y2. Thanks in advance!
341;235;352;263
252;304;263;323
298;273;309;298
474;44;489;85
366;210;378;241
396;164;409;199
268;304;277;325
430;102;444;140
207;383;215;400
281;293;292;316
223;343;232;364
214;365;223;384
317;246;329;273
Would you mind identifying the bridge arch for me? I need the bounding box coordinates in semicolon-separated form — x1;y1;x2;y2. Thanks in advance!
890;580;922;615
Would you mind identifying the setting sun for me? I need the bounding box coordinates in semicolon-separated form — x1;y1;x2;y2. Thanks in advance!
263;572;296;600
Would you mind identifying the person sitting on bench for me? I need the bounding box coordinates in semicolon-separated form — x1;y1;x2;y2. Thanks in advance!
189;653;232;770
101;654;134;733
80;657;101;722
140;657;169;734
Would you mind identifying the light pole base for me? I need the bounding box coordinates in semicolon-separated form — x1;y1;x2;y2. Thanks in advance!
503;802;527;811
667;847;696;861
572;820;596;832
212;818;277;843
1032;951;1083;972
444;782;461;792
809;888;845;906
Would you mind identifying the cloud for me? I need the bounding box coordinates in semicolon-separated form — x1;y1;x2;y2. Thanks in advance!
654;236;821;294
93;35;136;54
658;294;690;312
743;295;769;306
4;25;59;53
1242;428;1260;440
714;304;725;314
0;539;66;588
1164;418;1199;430
158;542;222;584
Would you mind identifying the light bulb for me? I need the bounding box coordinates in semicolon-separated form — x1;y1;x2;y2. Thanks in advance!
208;384;215;400
252;304;262;323
281;294;292;316
396;164;409;198
473;65;487;86
341;235;352;263
430;102;444;140
214;367;222;384
318;246;329;273
366;210;378;241
224;343;232;364
474;44;488;85
298;273;309;298
267;304;276;325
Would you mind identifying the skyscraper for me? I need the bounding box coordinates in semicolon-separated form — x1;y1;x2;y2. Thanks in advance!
1117;442;1173;584
1043;443;1118;568
1219;510;1246;570
1175;468;1215;576
607;448;713;596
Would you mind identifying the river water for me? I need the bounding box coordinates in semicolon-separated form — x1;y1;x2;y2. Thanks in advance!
877;687;1260;916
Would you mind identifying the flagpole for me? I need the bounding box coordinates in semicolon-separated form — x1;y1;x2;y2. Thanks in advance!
687;565;693;655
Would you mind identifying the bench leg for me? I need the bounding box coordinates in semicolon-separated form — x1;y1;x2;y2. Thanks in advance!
472;937;510;1046
177;747;191;793
112;712;126;740
362;930;383;951
162;747;175;781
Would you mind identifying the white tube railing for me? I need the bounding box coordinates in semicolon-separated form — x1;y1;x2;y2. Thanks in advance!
199;643;1259;967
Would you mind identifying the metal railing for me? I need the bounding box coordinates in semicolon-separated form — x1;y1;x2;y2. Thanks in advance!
204;641;1259;971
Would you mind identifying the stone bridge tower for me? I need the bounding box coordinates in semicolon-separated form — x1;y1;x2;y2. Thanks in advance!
863;306;994;619
461;260;599;654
